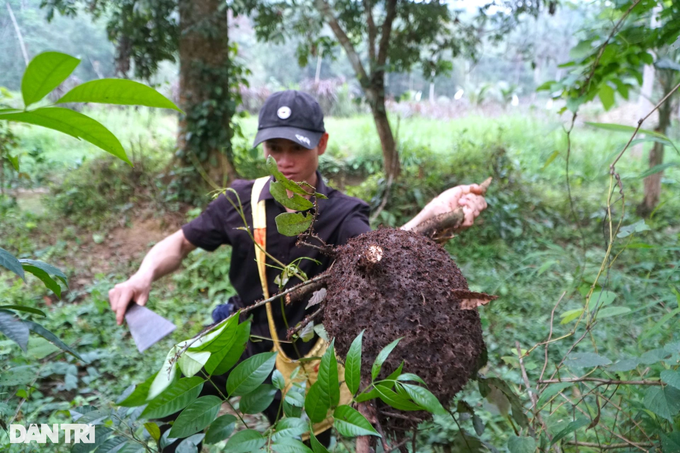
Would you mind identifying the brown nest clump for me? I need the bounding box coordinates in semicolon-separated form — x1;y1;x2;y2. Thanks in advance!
323;228;486;431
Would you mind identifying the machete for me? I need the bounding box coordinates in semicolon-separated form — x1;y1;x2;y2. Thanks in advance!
125;302;176;353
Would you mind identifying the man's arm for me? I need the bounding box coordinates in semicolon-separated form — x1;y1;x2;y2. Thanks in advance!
108;229;197;325
401;184;488;231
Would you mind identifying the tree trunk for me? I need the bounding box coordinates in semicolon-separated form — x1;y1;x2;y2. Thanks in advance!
177;0;239;198
637;74;673;217
366;81;400;181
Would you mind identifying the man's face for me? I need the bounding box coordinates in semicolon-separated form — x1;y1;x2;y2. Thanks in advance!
263;133;328;184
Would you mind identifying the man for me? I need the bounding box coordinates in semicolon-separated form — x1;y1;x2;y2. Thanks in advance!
109;90;487;450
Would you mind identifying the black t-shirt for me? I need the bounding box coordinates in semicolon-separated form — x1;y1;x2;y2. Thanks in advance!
182;172;370;357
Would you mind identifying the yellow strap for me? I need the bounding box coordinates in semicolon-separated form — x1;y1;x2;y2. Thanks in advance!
250;176;350;437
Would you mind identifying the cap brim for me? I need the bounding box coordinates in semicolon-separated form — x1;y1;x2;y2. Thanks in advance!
253;127;323;150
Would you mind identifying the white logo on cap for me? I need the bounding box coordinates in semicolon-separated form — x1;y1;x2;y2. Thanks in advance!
296;134;311;146
277;106;291;119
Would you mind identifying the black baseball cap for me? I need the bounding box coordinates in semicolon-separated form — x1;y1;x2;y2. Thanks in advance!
253;90;326;150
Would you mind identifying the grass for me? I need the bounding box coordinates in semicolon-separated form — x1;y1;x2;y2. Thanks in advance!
2;106;680;451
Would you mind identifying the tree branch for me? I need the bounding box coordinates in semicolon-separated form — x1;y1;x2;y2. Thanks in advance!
363;0;377;68
541;378;662;386
377;0;397;66
315;0;370;85
566;442;654;450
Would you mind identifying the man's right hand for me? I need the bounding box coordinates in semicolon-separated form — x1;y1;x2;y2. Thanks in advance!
109;273;153;326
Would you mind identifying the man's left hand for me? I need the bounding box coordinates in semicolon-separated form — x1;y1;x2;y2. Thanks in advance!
402;184;488;231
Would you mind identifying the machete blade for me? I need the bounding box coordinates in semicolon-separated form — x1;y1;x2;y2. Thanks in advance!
125;303;176;353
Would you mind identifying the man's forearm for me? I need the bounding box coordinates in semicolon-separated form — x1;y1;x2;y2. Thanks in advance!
134;230;196;283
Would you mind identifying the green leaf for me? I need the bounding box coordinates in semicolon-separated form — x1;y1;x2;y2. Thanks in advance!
542;150;560;170
24;320;84;361
19;259;67;284
313;324;329;341
56;79;181;111
537;382;571;408
272;438;313;453
0;311;29;352
272;417;308;442
508;435;537;453
144;422;161;442
22;52;80;107
141;376;204;419
309;430;330;453
305;380;331;424
585;122;670;140
0;247;25;279
275;212;314;236
239;384;277;414
204;414;236;444
596;306;631;319
396;373;427;386
0;305;46;316
598;84;615;110
272;369;286;390
550;417;589;445
169;395;222;438
176;433;204;453
226;351;277;396
149;349;180;400
21;263;64;298
178;350;211;377
207;319;250;375
473;414;485;436
617;220;651;238
565;352;611;368
224;429;265;452
270;181;314;211
96;436;127;453
266;156;308;195
372;337;402;380
401;383;447;415
0;107;129;164
638;162;679;179
372;384;422;411
345;330;363;395
0;366;37;385
589;290;616;310
118;373;158;407
320;339;339;408
607;357;639;372
559;308;583;324
644;386;680;421
661;370;680;390
660;432;680;453
333;405;381;437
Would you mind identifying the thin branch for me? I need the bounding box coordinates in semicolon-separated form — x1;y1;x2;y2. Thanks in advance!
363;0;377;67
540;291;566;383
315;0;370;85
377;0;397;66
6;2;29;67
541;378;662;386
566;442;654;450
286;306;324;340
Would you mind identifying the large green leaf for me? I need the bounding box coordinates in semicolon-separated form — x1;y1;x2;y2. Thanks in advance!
333;405;381;437
205;318;250;375
373;384;422;411
305;380;331;424
644;386;680;421
272;369;286;390
178;350;211;377
239;384;277;414
141;376;204;419
0;305;45;317
224;429;265;452
24;320;84;361
149;349;180;400
0;310;29;352
226;352;277;396
0;247;24;279
204;414;237;444
22;52;80;107
564;352;611;368
176;433;204;453
272;438;314;453
637;162;679;179
662;370;680;390
309;430;330;453
272;417;308;442
320;339;339;408
19;259;67;298
598;84;615;110
371;337;402;380
400;383;447;415
169;395;222;438
275;212;314;236
270;180;314;211
508;435;537;453
0;107;129;164
0;366;37;385
345;330;363;395
57;79;181;111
